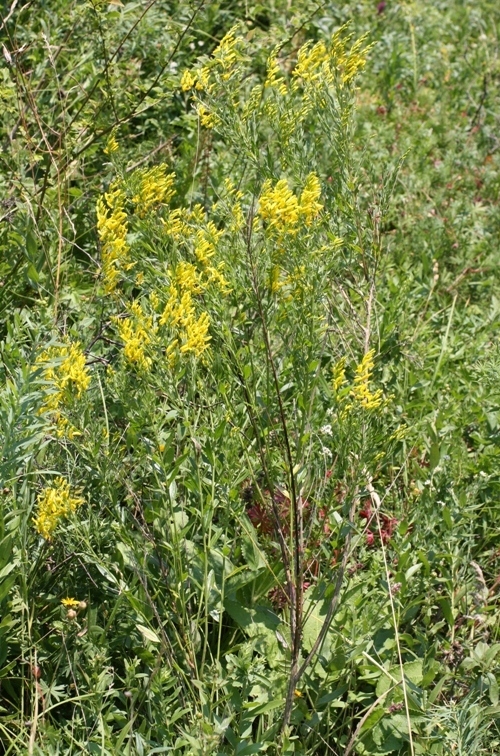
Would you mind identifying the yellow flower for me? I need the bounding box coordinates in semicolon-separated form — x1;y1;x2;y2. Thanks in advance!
265;54;287;95
258;176;322;235
332;356;347;392
96;184;130;293
194;228;217;266
211;26;241;72
159;275;213;360
299;173;323;225
150;291;160;311
195;66;211;92
334;31;372;85
115;301;157;372
61;597;80;608
175;261;203;294
59;343;90;397
229;201;245;232
180;69;196;91
292;27;372;91
258;179;300;234
197;103;219;129
55;416;82;440
293;41;328;83
40;342;90;413
206;264;230;292
163;206;200;240
180;311;211;357
103;131;119;155
34;478;84;541
132;164;175;217
351;349;383;409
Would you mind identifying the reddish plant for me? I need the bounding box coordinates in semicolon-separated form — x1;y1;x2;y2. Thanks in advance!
359;499;398;547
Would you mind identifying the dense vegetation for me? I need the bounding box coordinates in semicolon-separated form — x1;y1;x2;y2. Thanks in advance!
1;1;500;753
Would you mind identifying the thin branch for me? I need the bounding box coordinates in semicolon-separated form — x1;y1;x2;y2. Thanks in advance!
242;205;304;731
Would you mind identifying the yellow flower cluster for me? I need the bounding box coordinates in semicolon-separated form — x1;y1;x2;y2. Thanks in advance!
257;174;323;235
162;204;205;240
55;416;82;440
41;342;90;412
179;26;242;95
160;265;212;360
230;201;245;232
192;66;211;92
160;290;211;359
34;477;84;541
115;301;156;372
211;26;241;74
159;221;228;361
103;131;119;155
292;28;371;88
180;69;197;91
293;41;328;84
194;224;230;290
194;222;223;265
97;184;131;293
182;310;211;357
351;349;383;409
133;164;175;217
219;178;246;232
331;29;371;85
332;356;347;392
258;179;299;232
197;103;219;129
299;174;323;225
175;261;202;294
265;55;287;95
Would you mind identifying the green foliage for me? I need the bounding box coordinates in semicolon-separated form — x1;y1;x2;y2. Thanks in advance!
1;0;500;754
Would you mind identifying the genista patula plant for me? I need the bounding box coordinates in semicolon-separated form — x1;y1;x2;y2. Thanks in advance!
2;22;406;755
81;24;401;750
6;4;500;753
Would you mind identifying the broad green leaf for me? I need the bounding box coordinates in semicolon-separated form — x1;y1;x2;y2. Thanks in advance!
137;624;161;644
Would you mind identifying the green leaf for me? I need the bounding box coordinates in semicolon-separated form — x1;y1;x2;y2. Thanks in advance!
137;624;161;644
488;673;499;706
437;597;454;627
0;563;15;580
405;563;423;581
25;230;37;260
224;599;281;661
376;660;423;698
243;699;283;715
0;575;15;604
27;263;40;283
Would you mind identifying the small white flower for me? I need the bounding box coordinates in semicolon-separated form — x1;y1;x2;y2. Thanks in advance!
320;424;333;436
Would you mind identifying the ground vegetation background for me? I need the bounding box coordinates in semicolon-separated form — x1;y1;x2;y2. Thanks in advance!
1;0;500;753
